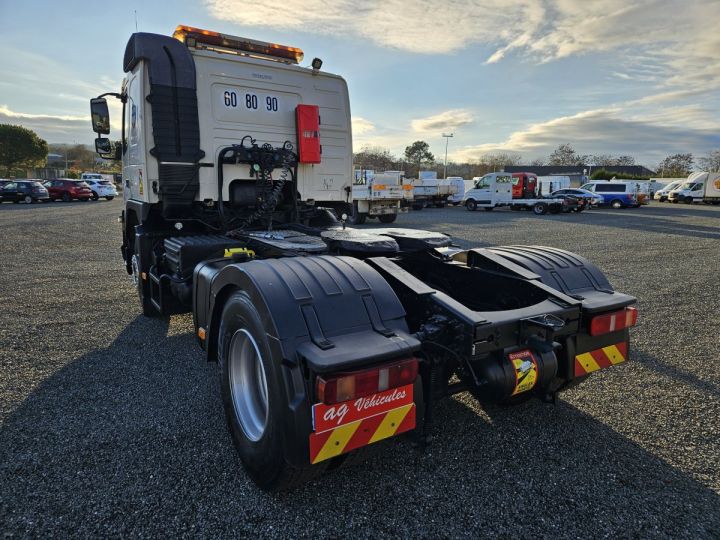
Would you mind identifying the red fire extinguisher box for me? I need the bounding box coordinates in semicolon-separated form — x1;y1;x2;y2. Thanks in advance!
296;104;321;164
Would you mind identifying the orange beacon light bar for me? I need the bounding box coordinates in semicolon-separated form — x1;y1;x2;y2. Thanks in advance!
173;25;304;64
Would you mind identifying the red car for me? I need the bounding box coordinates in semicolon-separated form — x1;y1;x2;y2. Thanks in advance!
44;179;94;202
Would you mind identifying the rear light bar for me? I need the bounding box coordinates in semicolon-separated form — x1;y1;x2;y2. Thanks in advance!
589;306;638;336
316;358;418;405
173;25;304;64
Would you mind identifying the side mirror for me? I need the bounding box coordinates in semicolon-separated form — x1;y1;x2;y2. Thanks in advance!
95;138;121;160
90;98;110;134
95;137;112;155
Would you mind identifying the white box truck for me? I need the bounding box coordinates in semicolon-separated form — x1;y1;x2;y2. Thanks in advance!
668;172;720;204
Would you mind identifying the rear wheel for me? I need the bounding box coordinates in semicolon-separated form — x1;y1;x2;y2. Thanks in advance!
62;192;71;202
23;195;33;204
411;203;423;211
610;199;623;209
218;291;319;491
533;202;548;215
465;199;477;211
435;202;446;208
347;202;367;225
484;206;494;212
92;191;99;201
378;214;397;224
105;196;114;201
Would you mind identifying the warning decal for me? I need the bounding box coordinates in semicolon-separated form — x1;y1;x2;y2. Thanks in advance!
508;350;538;396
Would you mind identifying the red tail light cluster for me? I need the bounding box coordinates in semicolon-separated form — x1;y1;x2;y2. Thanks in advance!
316;358;418;405
589;306;638;336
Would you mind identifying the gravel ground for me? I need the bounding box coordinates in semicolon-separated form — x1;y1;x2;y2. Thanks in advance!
1;199;719;538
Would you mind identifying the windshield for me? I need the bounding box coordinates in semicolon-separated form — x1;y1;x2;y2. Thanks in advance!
681;182;701;190
475;176;492;189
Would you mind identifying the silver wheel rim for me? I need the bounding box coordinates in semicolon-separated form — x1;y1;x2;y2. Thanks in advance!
25;196;32;203
229;329;269;442
131;254;140;287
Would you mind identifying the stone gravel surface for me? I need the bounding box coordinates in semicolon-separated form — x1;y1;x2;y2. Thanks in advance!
1;200;718;538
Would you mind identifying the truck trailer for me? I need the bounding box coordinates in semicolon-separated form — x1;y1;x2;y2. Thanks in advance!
90;25;638;491
351;170;411;223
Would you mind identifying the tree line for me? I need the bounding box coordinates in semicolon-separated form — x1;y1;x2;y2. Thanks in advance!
2;124;719;180
355;141;720;179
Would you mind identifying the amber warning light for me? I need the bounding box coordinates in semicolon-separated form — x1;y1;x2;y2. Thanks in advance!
173;25;304;64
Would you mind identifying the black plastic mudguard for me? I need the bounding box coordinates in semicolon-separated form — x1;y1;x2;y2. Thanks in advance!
193;255;420;468
195;255;420;369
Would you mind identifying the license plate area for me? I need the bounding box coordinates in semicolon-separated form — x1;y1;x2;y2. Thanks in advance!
309;384;415;464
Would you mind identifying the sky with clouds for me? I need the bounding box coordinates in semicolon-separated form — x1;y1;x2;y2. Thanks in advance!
0;0;717;168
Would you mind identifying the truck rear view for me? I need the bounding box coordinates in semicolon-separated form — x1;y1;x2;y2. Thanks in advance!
89;25;638;491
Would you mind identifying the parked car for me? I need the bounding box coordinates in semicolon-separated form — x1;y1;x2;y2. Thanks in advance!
579;181;642;209
546;192;583;212
83;178;118;200
0;180;50;203
43;179;93;202
653;180;684;202
550;188;603;208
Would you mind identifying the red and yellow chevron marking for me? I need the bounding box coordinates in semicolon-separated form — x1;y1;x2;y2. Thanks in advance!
309;404;416;464
575;341;628;376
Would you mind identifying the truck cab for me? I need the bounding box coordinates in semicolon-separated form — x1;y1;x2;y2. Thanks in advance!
511;172;537;199
463;172;513;210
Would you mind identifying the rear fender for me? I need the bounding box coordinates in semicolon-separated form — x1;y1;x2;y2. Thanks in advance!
193;255;421;467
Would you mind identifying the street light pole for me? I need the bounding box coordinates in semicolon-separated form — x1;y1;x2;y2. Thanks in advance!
442;133;454;179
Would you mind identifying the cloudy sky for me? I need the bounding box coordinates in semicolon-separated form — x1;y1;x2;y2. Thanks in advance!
1;0;718;168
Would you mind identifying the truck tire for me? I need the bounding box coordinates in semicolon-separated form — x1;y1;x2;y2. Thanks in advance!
378;214;397;224
348;201;367;225
684;197;693;204
105;196;115;201
217;290;319;491
435;202;446;208
465;199;477;211
532;202;548;215
484;206;494;212
610;199;623;209
412;203;423;211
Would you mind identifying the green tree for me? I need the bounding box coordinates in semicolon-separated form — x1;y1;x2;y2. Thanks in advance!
404;140;435;176
548;143;587;166
0;124;48;175
658;153;694;177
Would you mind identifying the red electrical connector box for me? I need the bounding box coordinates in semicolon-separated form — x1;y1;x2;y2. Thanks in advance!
296;104;321;164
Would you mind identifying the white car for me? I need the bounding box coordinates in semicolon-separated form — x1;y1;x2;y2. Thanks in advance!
83;177;118;200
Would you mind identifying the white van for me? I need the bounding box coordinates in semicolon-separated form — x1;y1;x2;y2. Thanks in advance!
653;180;684;202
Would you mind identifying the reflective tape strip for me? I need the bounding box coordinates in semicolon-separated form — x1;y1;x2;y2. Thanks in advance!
309;404;415;465
575;341;628;376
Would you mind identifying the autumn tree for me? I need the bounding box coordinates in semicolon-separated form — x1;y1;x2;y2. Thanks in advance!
353;146;398;172
548;144;587;166
658;153;694;177
697;150;720;172
0;124;48;175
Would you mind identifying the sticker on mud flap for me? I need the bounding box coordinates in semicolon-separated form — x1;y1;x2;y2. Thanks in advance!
508;350;538;396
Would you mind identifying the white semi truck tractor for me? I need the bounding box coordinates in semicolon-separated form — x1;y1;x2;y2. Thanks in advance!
90;25;638;491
